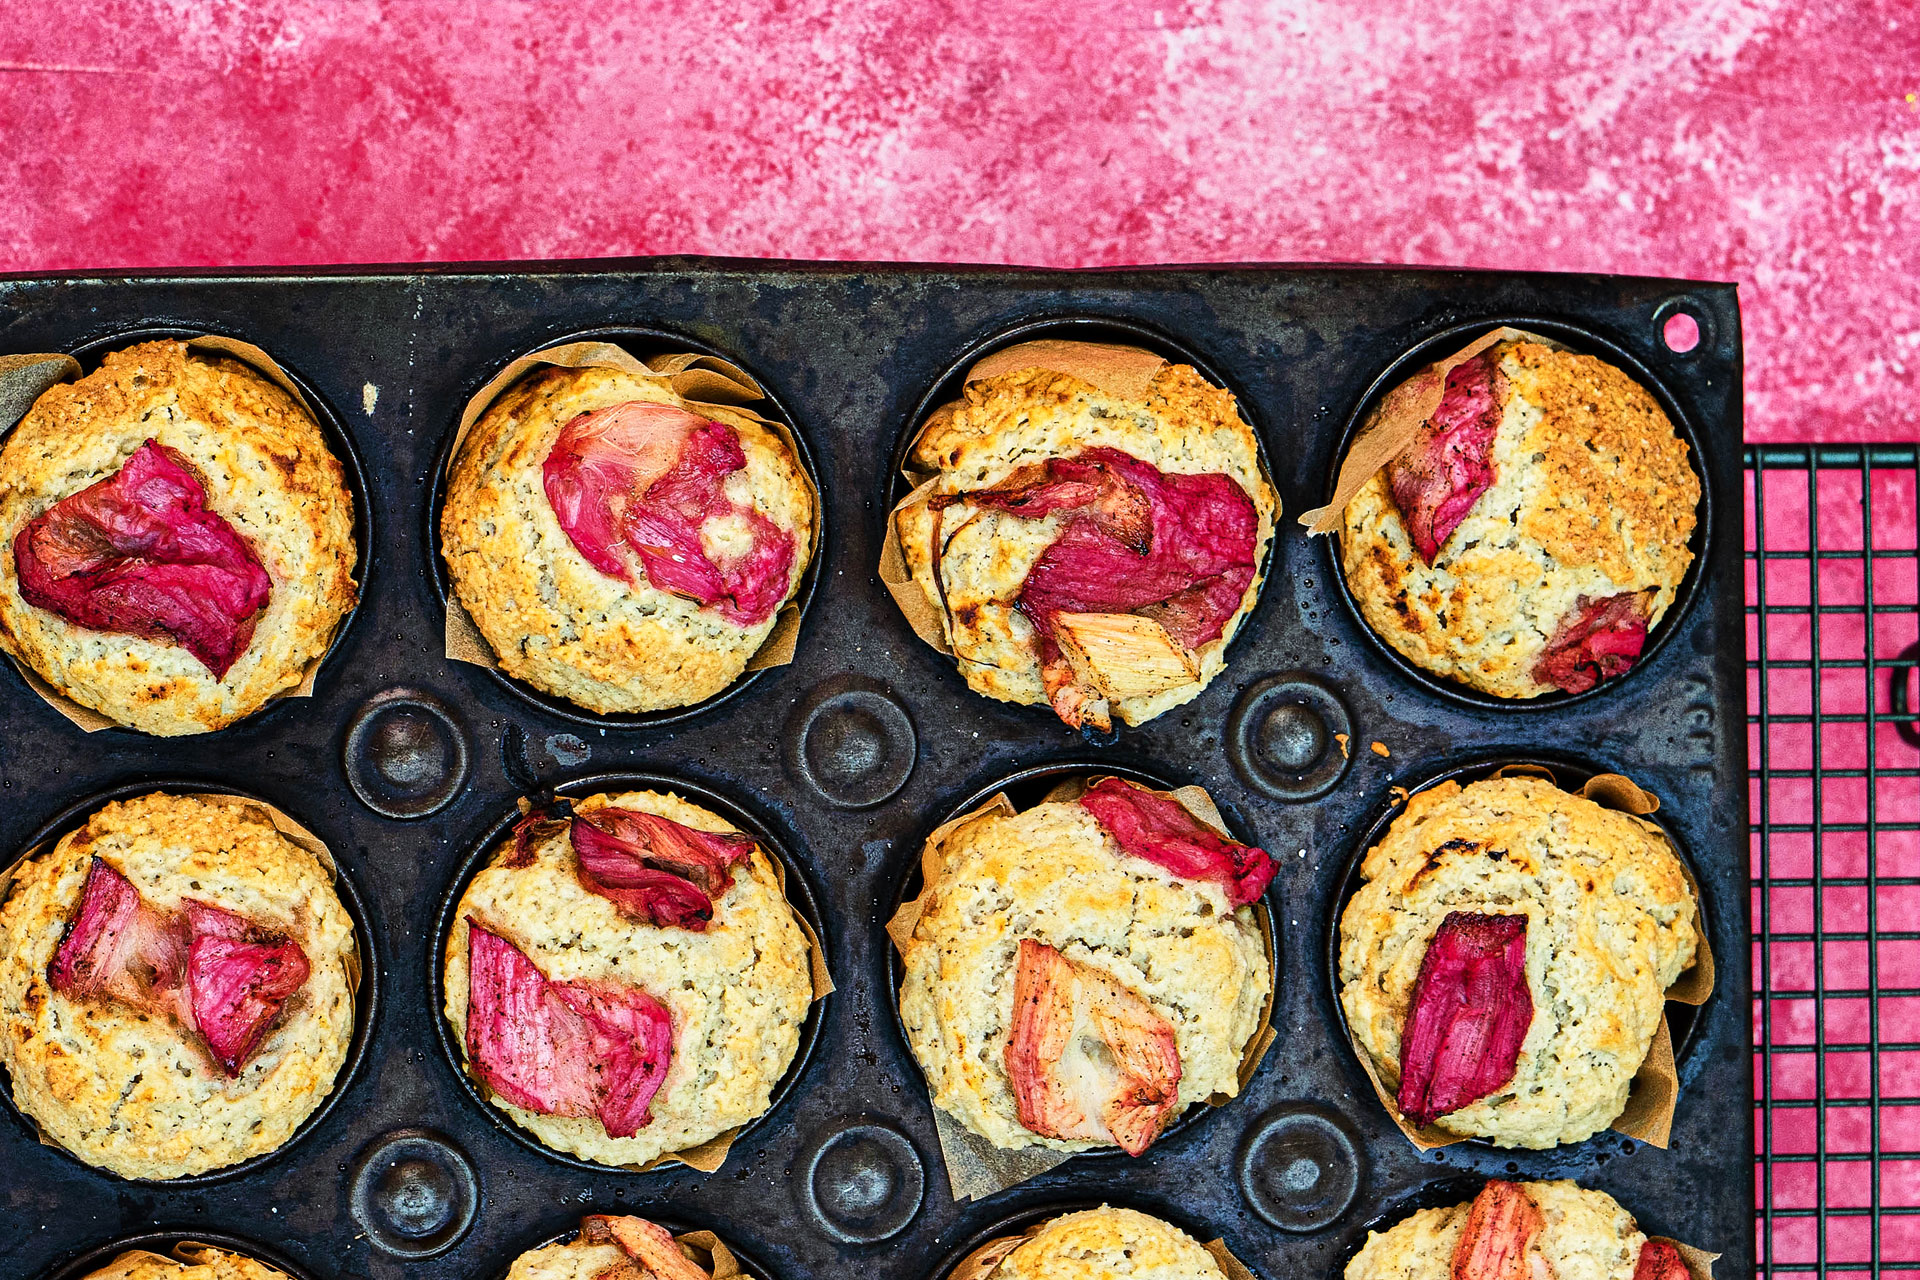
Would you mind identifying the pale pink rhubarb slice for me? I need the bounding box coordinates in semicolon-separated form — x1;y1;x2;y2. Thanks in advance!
1634;1241;1691;1280
1450;1180;1545;1280
1532;592;1649;694
568;807;757;931
582;1214;711;1280
543;402;796;626
1398;912;1532;1126
1385;351;1504;564
14;439;272;676
47;856;189;1011
464;920;673;1138
182;900;311;1076
1004;938;1182;1156
1079;777;1277;906
942;447;1256;730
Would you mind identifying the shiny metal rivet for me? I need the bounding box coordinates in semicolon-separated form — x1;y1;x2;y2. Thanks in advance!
787;679;917;809
343;689;469;819
347;1128;478;1259
1226;672;1354;802
799;1120;925;1244
1237;1104;1365;1232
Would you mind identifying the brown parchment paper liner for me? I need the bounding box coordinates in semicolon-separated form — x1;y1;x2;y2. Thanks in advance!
879;339;1279;659
440;341;818;681
0;337;346;732
1299;326;1562;534
1344;766;1714;1152
479;794;832;1175
947;1214;1259;1280
0;792;361;1164
82;1241;293;1280
885;777;1277;1201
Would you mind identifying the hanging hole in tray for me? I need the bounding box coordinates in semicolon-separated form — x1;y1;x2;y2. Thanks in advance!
1662;310;1701;354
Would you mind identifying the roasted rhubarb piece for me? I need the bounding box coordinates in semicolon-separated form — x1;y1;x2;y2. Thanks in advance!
464;920;673;1138
1004;938;1182;1156
568;807;757;930
936;447;1256;730
13;439;272;676
1633;1240;1691;1280
182;900;312;1077
47;857;188;1011
542;402;796;626
1384;351;1504;564
1079;777;1277;906
1532;592;1649;694
582;1214;711;1279
1397;912;1533;1126
1449;1180;1544;1280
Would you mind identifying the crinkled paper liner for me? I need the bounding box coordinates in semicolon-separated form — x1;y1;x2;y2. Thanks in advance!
885;778;1277;1201
0;337;348;732
878;338;1281;663
440;341;817;682
0;793;361;1165
1298;326;1561;535
1346;765;1715;1153
81;1241;285;1280
476;795;834;1176
947;1214;1258;1280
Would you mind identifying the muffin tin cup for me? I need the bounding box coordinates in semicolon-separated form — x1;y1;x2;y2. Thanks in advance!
425;324;825;732
0;778;381;1187
427;770;831;1175
1324;752;1716;1156
1317;316;1714;712
40;1230;323;1280
882;758;1282;1186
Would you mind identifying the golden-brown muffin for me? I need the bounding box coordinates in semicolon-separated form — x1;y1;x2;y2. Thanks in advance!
1346;1181;1672;1280
502;1215;731;1280
1339;341;1698;698
79;1243;291;1280
0;341;358;735
441;365;812;714
0;793;358;1179
980;1207;1228;1280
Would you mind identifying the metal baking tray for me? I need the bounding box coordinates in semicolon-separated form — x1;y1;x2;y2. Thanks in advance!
0;261;1750;1280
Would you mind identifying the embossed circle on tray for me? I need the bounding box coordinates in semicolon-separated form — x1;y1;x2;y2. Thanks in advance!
347;1128;479;1259
798;1119;926;1244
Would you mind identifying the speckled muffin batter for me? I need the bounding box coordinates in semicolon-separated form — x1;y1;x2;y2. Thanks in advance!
0;341;358;735
444;789;813;1168
1346;1181;1665;1280
896;363;1273;727
0;793;358;1180
1339;776;1698;1148
1339;341;1698;698
81;1244;292;1280
900;796;1269;1154
502;1225;724;1280
983;1207;1227;1280
441;365;812;714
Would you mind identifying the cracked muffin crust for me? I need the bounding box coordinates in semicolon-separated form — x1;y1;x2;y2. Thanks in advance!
1338;341;1699;699
899;793;1269;1154
441;365;813;715
1339;775;1698;1148
1346;1180;1668;1280
0;792;357;1180
0;341;358;735
986;1207;1228;1280
80;1244;292;1280
443;789;812;1168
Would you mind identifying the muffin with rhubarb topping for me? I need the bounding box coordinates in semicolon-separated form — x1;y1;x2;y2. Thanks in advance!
0;792;358;1180
504;1214;741;1280
77;1242;297;1280
960;1206;1231;1280
441;362;813;715
1347;1179;1698;1280
0;341;357;735
1338;775;1699;1148
893;355;1274;733
1337;338;1699;699
897;778;1273;1157
443;789;813;1168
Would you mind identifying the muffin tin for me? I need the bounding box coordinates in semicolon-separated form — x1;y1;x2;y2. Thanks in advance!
0;262;1749;1280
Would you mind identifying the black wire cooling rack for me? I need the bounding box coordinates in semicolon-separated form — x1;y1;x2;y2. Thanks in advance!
1748;444;1920;1277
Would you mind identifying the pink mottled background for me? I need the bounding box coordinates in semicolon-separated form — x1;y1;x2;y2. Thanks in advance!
2;0;1916;442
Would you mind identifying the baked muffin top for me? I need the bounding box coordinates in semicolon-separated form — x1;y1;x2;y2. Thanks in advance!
441;364;812;715
81;1244;291;1280
899;782;1271;1155
0;341;357;734
979;1207;1227;1280
444;789;813;1168
1339;776;1698;1148
0;792;358;1180
1346;1180;1682;1280
895;361;1273;731
503;1215;730;1280
1339;341;1698;699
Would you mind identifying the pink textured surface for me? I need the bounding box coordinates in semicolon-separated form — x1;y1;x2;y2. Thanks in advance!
2;1;1917;443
